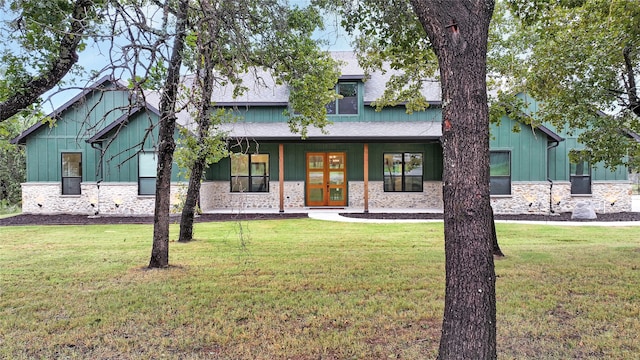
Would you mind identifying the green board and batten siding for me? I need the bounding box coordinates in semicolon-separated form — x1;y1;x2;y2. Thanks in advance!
490;114;628;183
24;88;130;182
489;115;549;182
548;136;628;181
230;104;441;123
99;109;184;182
24;84;182;184
509;92;629;182
94;109;183;183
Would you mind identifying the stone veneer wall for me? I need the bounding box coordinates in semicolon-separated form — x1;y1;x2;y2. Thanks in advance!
349;181;444;210
200;181;305;211
22;180;632;215
200;180;632;214
490;181;632;215
199;180;444;211
21;182;187;216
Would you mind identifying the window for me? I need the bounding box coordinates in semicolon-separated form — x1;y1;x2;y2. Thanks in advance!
490;151;511;195
383;153;423;192
61;152;82;195
231;153;269;192
570;159;591;194
139;152;157;196
326;82;358;115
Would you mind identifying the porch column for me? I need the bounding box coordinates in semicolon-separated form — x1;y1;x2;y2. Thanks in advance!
279;143;284;213
364;143;369;213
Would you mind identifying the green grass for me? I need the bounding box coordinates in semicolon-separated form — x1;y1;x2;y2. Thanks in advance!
0;204;20;217
1;220;639;359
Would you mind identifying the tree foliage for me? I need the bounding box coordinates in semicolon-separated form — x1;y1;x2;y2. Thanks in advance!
490;0;640;169
321;0;437;112
0;117;30;205
0;0;105;122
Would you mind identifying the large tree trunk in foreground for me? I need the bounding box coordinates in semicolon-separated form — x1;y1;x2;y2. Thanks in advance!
149;0;189;268
411;1;497;358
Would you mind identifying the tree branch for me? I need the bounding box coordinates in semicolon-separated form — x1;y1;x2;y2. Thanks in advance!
623;45;640;117
0;0;94;122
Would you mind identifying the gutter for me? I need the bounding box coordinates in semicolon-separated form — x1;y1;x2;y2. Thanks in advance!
547;139;563;214
89;141;104;215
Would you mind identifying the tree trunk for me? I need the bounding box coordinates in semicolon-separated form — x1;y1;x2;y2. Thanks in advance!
178;11;216;243
411;1;497;359
149;0;189;268
491;206;504;257
178;162;204;242
622;46;640;117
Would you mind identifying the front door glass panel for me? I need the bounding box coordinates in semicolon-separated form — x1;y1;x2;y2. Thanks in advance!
308;155;324;169
329;188;344;201
309;171;324;185
329;171;344;185
309;188;324;202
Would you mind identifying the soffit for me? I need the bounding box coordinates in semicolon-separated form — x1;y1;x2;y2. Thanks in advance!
219;121;442;141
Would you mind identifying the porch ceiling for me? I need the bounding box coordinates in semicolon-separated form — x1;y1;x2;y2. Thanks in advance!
219;121;443;142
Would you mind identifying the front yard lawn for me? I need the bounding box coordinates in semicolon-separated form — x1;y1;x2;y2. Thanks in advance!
1;220;638;359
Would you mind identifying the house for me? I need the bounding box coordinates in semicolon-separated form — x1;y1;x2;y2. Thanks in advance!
11;52;633;215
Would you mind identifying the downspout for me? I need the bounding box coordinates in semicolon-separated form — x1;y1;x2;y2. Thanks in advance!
547;140;560;214
90;141;104;215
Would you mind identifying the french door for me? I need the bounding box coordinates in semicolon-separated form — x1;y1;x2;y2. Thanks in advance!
306;152;347;207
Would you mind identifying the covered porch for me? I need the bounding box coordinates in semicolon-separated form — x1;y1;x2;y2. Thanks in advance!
201;121;444;213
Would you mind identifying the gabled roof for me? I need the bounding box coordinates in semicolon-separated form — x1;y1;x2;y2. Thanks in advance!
10;75;126;145
11;76;163;145
85;104;161;144
625;130;640;142
536;124;564;143
594;110;640;143
157;51;441;111
503;100;564;143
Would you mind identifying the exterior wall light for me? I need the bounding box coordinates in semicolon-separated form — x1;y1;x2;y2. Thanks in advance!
552;194;563;206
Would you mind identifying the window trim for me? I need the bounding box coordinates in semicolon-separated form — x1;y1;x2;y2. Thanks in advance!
383;152;424;192
61;152;82;195
138;151;157;196
490;150;511;196
326;82;359;116
230;153;270;193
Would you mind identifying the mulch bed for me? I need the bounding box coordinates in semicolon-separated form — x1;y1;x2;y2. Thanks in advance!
341;212;640;222
2;211;640;227
0;213;308;226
